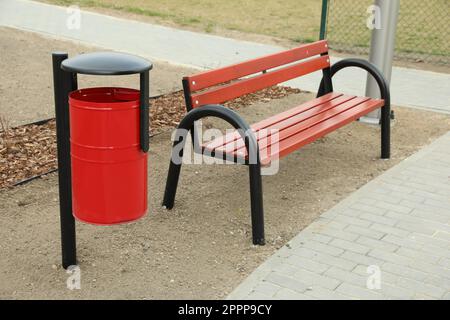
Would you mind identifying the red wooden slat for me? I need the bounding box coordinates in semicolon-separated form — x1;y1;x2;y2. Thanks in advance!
260;98;384;164
203;92;342;151
185;40;328;92
234;95;366;158
191;55;330;107
202;97;384;165
216;94;357;155
247;93;342;131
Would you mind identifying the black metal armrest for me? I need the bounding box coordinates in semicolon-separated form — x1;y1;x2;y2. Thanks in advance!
174;104;260;163
318;58;390;106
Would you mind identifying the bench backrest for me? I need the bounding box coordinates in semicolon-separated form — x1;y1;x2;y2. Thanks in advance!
183;40;330;109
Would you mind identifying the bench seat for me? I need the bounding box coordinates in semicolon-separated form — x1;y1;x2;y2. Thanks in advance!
202;92;384;165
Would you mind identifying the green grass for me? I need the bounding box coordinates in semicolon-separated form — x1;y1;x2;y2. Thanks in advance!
45;0;449;62
47;0;322;42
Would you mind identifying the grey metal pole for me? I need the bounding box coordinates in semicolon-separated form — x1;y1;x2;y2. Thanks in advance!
362;0;399;124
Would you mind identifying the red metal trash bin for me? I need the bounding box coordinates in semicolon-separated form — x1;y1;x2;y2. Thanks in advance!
69;87;147;225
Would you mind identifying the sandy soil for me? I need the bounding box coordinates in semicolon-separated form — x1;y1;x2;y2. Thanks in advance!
0;27;197;127
1;91;449;299
1;26;450;300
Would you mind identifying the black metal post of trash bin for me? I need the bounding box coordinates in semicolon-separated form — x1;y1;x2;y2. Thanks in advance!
52;52;152;269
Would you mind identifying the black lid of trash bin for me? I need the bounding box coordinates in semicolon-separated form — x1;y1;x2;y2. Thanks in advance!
61;52;152;75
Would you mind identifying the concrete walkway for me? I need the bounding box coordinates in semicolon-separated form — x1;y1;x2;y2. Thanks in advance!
1;0;449;113
228;132;450;300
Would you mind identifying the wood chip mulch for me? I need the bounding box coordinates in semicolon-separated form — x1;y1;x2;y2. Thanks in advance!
0;86;300;189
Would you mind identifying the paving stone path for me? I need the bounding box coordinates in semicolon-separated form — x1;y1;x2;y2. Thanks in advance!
228;132;450;300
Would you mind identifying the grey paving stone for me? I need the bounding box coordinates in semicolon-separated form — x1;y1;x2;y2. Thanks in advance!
402;202;450;216
411;189;450;203
403;181;438;193
381;263;428;282
310;233;333;244
379;176;410;186
270;263;301;277
379;282;416;300
315;226;359;242
350;203;387;215
405;167;443;178
382;191;426;204
359;212;398;227
285;255;330;274
292;248;357;271
386;211;450;234
320;210;341;219
338;208;365;217
410;233;450;248
300;240;345;257
370;223;410;237
381;234;424;250
332;215;372;228
244;291;272;300
439;258;450;269
395;277;447;299
409;260;450;281
253;282;281;297
264;273;308;294
366;193;402;205
324;267;367;287
421;244;450;260
335;283;384;300
341;251;385;267
376;181;412;194
273;288;315;300
368;249;415;266
357;236;399;252
273;246;293;258
352;198;377;206
329;239;370;255
327;219;350;230
434;232;450;242
395;247;441;265
303;286;352;300
424;198;450;210
346;225;386;240
373;187;391;195
286;247;316;259
395;221;437;236
293;268;342;290
374;201;413;214
424;274;450;289
411;209;450;224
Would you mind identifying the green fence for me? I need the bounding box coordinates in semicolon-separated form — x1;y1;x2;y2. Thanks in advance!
323;0;449;65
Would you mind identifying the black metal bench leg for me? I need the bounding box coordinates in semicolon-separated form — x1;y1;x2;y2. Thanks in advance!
162;160;182;209
162;136;186;209
249;162;265;245
381;103;391;159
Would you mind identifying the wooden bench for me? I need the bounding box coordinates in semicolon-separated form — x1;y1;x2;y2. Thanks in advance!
162;40;390;245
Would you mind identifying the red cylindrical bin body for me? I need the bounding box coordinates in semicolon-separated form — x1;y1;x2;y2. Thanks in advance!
69;87;147;225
